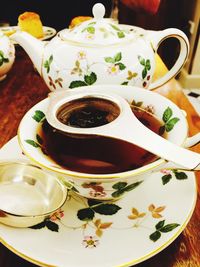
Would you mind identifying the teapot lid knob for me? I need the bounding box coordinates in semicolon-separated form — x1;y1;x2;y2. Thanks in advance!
92;3;105;20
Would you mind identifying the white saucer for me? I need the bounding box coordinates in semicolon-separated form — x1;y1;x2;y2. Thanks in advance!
0;137;197;267
0;26;56;43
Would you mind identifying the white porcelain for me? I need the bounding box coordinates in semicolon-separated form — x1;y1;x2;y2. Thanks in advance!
0;32;15;81
11;3;189;91
18;85;200;200
0;25;57;44
47;90;200;170
0;137;197;267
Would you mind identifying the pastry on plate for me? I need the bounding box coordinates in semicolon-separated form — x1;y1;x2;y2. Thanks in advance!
18;11;44;38
69;16;92;28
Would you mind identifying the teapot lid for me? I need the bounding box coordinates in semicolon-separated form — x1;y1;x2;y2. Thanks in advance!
59;3;133;46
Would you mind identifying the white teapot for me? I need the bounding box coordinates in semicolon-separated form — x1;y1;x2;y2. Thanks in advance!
0;32;15;81
11;3;189;91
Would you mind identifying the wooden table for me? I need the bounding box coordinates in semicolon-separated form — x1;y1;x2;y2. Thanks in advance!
0;47;199;267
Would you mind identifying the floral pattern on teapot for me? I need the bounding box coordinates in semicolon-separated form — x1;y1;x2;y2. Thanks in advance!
76;22;129;40
43;51;152;90
11;3;189;91
0;33;15;81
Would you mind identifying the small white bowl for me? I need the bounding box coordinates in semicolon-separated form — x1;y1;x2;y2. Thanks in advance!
0;160;68;227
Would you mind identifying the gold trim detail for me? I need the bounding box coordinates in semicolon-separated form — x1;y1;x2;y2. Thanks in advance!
0;175;197;267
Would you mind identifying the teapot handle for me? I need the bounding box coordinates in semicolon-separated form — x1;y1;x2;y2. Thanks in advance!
147;28;189;90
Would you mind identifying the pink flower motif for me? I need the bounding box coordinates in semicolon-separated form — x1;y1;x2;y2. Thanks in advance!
160;169;171;175
82;235;99;248
107;64;120;75
50;209;64;221
89;190;106;198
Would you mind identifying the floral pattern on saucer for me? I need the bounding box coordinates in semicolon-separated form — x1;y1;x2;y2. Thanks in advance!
0;137;196;267
30;193;180;246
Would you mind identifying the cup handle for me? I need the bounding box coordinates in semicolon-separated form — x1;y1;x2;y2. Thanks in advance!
184;132;200;148
148;28;189;90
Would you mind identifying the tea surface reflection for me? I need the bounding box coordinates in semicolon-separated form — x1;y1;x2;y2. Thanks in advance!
40;107;166;174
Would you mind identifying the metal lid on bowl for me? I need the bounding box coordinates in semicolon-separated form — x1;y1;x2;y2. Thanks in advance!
59;3;133;46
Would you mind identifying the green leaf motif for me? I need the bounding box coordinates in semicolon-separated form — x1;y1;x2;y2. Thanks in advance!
112;182;127;190
162;174;172;185
77;208;94;221
116;62;126;70
29;221;46;229
173;171;188;180
165;117;179;132
88;22;96;25
121;81;129;85
49;55;53;64
25;139;40;148
111;191;124;198
44;55;53;73
150;220;179;242
45;220;59;232
93;203;121;215
125;181;143;191
149;231;161;242
117;31;125;38
114;52;122;62
69;80;87;89
80;200;121;217
87;199;102;207
162;107;173;123
155;220;165;230
44;61;49;73
146;59;151;70
104;57;115;63
142;68;147;79
32;110;45;122
112;181;143;198
138;56;145;66
87;26;95;34
84;72;97;85
162;107;179;133
30;219;59;232
110;24;121;31
160;223;180;233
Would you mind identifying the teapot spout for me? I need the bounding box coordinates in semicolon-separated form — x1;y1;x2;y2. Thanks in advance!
11;31;45;75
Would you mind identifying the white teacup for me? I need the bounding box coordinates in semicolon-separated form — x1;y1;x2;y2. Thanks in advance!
18;85;200;200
